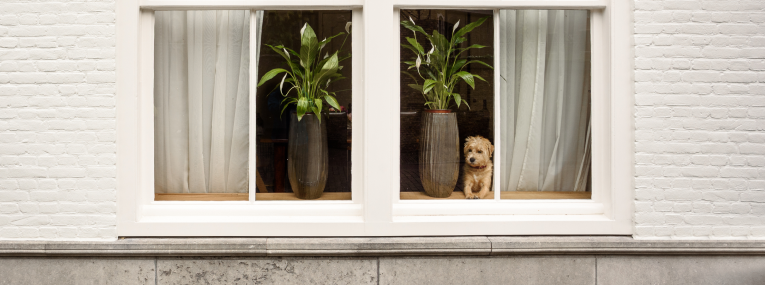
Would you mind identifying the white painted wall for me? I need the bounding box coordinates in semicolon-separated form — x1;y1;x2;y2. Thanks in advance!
0;0;763;240
0;0;117;239
633;0;765;239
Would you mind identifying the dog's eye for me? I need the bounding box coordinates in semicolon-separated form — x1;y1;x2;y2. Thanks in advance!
468;149;472;152
477;150;483;153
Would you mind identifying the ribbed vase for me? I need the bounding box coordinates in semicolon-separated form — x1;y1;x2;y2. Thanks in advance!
288;112;328;199
419;110;460;198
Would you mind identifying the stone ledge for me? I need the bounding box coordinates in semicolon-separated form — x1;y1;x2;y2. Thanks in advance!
2;236;765;257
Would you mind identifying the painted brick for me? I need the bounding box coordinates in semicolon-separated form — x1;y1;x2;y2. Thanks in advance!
0;0;116;240
1;0;763;241
634;0;765;240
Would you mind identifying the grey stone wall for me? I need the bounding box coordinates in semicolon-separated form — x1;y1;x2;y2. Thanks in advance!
2;237;765;284
2;255;765;284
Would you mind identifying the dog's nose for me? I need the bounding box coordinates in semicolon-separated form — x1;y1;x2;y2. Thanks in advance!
469;158;475;163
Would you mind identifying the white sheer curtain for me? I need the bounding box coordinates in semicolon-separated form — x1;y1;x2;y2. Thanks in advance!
499;10;591;192
154;10;263;193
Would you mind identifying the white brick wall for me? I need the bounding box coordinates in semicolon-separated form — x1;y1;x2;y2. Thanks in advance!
634;0;765;239
0;0;116;240
0;0;763;240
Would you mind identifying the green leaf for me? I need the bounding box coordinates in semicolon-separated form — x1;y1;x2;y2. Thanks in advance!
453;93;462;108
424;69;438;81
312;101;322;122
452;71;475;89
431;31;449;55
423;79;437;94
257;68;289;87
461;44;488;50
280;46;300;57
314;98;323;113
314;53;339;85
465;60;493;70
450;59;467;75
407;84;423;93
299;23;319;69
296;97;308;121
300;23;317;48
401;44;422;56
453;16;488;39
324;93;341;110
319;32;345;49
338;54;352;63
400;20;431;41
266;44;293;62
280;97;297;117
473;74;487;82
406;37;424;54
462;99;471;110
401;71;419;84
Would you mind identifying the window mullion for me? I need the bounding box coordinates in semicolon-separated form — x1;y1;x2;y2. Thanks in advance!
493;8;501;200
249;9;259;202
362;1;397;232
140;10;155;205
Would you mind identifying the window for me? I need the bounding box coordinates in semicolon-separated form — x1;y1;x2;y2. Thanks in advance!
152;10;354;202
117;0;633;236
398;9;593;201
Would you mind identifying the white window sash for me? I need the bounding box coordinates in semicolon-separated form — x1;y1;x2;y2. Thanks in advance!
116;0;633;236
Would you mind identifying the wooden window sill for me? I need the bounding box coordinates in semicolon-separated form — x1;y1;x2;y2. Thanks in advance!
400;191;591;200
154;193;352;201
155;191;590;201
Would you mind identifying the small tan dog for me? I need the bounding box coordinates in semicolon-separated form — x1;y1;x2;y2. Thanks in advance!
462;136;494;199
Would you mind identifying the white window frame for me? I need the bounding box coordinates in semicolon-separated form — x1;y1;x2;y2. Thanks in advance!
116;0;633;236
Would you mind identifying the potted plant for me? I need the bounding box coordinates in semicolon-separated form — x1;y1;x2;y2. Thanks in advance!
401;16;492;198
258;22;351;199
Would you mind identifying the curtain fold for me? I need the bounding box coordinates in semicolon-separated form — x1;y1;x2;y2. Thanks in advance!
499;10;591;192
154;10;262;193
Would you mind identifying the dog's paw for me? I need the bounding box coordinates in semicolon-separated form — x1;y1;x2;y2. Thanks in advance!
465;193;476;199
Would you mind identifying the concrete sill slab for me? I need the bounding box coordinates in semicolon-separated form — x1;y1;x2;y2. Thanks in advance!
2;236;765;257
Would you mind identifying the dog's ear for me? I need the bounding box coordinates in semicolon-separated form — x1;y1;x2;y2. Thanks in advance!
464;136;474;154
490;143;494;157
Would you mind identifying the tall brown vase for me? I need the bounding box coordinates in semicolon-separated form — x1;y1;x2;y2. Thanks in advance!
419;110;460;198
288;112;328;199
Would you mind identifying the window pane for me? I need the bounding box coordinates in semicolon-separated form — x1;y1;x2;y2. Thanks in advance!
499;10;592;199
399;10;495;200
255;11;353;200
154;10;251;201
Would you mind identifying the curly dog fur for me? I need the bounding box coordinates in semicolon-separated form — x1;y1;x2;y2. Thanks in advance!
462;136;494;199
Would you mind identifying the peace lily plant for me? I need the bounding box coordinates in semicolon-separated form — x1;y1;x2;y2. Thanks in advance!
401;16;493;110
258;22;351;121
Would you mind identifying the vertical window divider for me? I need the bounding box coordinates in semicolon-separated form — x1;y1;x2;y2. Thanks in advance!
392;7;402;204
249;9;259;202
351;8;364;205
140;9;155;205
493;8;501;200
362;1;395;234
589;8;610;208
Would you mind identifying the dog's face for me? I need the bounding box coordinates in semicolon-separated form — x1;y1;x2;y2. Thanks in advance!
463;136;493;167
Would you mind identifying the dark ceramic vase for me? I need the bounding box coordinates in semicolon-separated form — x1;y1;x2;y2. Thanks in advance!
288;112;328;199
419;110;460;198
